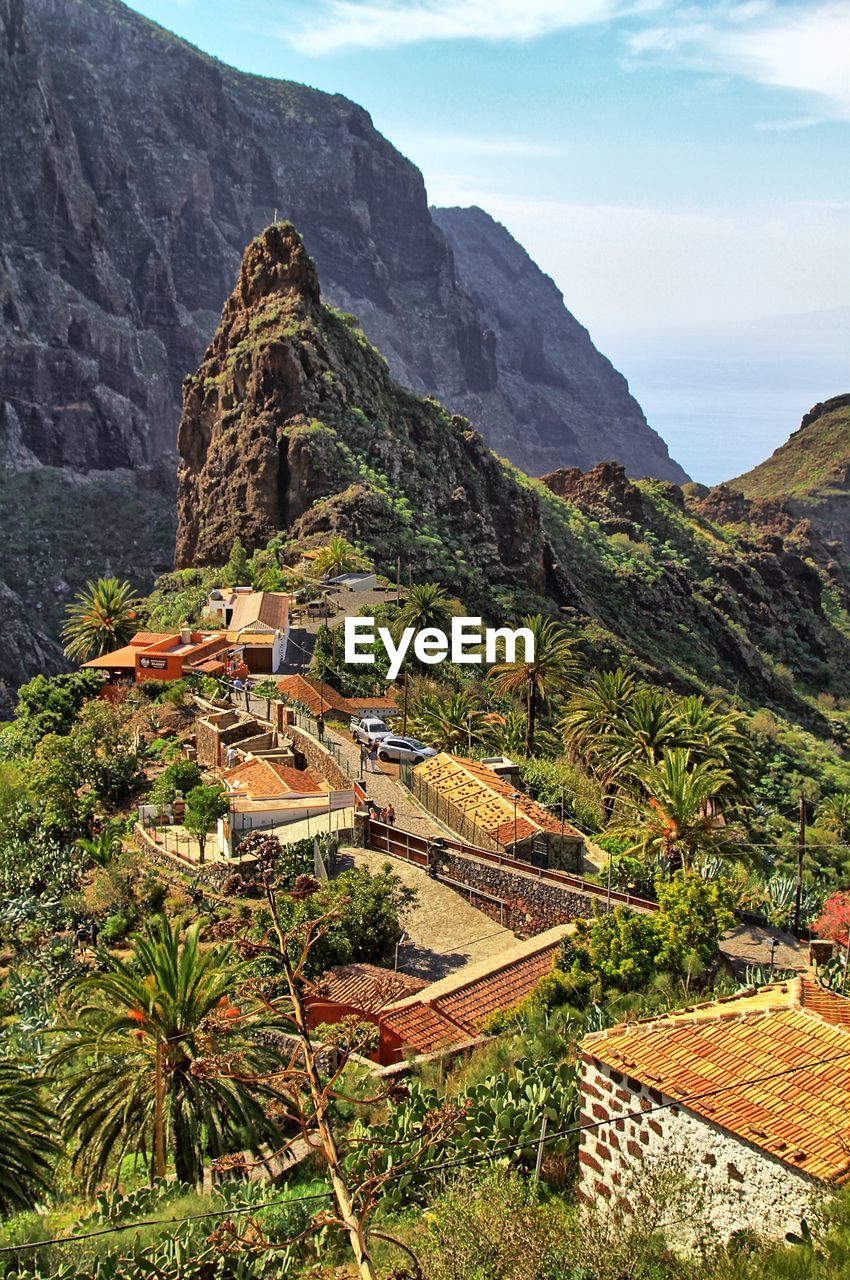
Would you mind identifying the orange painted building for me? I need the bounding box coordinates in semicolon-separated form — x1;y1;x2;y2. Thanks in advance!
84;629;231;684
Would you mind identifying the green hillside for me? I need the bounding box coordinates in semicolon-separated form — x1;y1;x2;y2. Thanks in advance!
731;395;850;502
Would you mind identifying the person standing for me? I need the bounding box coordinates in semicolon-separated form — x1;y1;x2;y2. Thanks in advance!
317;713;325;742
385;803;396;827
359;742;368;775
368;741;379;773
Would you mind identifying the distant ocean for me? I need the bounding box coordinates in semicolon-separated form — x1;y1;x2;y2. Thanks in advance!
602;309;850;486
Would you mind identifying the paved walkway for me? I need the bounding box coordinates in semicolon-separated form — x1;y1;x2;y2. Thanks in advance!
324;723;442;837
336;846;516;982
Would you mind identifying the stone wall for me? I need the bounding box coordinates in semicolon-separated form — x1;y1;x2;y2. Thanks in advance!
135;824;258;891
195;713;265;766
288;725;351;790
578;1054;822;1243
440;850;604;936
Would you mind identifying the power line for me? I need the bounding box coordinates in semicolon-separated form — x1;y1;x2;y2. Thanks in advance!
7;1042;850;1257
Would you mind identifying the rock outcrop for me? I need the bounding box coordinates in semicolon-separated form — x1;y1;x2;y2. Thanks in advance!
177;224;850;716
727;395;850;569
176;224;550;604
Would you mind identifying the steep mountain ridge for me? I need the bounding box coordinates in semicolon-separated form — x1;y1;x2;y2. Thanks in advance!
433;207;683;480
727;395;850;567
0;0;685;484
176;225;850;717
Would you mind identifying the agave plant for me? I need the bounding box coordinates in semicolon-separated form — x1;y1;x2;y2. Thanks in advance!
763;874;821;931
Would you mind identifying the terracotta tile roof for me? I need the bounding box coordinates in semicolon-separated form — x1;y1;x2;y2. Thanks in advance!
438;945;559;1032
582;976;850;1184
311;964;428;1012
381;1003;466;1054
276;675;352;717
222;758;324;799
413;753;583;846
380;927;565;1056
229;592;290;634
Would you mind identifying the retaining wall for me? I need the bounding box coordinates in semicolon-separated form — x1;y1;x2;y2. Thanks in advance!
440;851;605;936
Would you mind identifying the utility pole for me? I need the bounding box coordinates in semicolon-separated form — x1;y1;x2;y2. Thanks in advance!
154;1032;166;1180
402;670;409;736
793;792;806;936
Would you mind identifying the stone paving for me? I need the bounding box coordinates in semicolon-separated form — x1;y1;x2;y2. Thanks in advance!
335;846;516;982
323;722;442;837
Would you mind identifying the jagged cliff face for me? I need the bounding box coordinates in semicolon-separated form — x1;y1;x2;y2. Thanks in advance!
0;0;682;485
177;226;850;715
434;207;687;483
176;224;550;602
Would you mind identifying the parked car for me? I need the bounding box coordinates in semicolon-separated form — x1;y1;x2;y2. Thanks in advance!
377;736;437;765
350;716;391;745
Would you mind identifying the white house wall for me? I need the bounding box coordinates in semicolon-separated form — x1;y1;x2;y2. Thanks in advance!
578;1053;822;1244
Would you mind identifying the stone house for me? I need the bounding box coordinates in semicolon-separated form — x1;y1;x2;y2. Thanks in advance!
578;977;850;1240
411;753;585;870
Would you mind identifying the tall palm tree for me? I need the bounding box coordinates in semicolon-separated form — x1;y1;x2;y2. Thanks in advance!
407;691;488;753
816;794;850;843
50;917;280;1189
489;614;579;755
612;748;737;873
396;582;454;634
62;577;139;662
601;685;681;787
0;1061;57;1214
559;668;637;769
313;536;370;579
675;695;753;803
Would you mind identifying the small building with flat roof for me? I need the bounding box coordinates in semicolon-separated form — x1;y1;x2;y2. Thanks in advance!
84;630;230;684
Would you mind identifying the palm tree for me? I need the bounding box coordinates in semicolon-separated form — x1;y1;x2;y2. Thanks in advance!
559;668;637;770
313;536;370;579
408;691;488;753
601;685;681;787
62;577;139;662
396;582;453;633
817;794;850;843
50;917;280;1189
0;1061;57;1214
75;819;124;867
489;614;579;755
612;748;737;873
675;695;753;803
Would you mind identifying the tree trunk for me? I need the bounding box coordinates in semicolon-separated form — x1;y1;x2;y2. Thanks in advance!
525;681;537;755
276;933;378;1279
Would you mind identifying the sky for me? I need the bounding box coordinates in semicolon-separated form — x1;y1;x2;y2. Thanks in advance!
125;0;850;483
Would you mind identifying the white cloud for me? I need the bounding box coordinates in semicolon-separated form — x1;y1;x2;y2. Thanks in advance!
282;0;660;56
628;2;850;120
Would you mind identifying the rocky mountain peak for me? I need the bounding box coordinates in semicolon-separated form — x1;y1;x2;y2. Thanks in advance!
230;222;321;317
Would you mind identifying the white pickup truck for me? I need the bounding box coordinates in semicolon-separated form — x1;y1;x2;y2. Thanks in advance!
349;716;391;745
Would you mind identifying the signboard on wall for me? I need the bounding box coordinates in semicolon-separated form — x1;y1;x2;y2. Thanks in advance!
139;656;168;670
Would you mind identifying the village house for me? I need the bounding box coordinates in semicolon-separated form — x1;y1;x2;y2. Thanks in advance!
410;753;585;871
275;674;400;724
376;926;567;1065
577;977;850;1241
84;629;231;685
220;590;292;674
216;751;355;853
305;964;429;1039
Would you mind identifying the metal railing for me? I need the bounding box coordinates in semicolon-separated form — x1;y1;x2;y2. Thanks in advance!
366;820;658;913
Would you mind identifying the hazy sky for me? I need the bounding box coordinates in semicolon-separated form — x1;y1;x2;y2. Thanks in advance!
125;0;850;482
